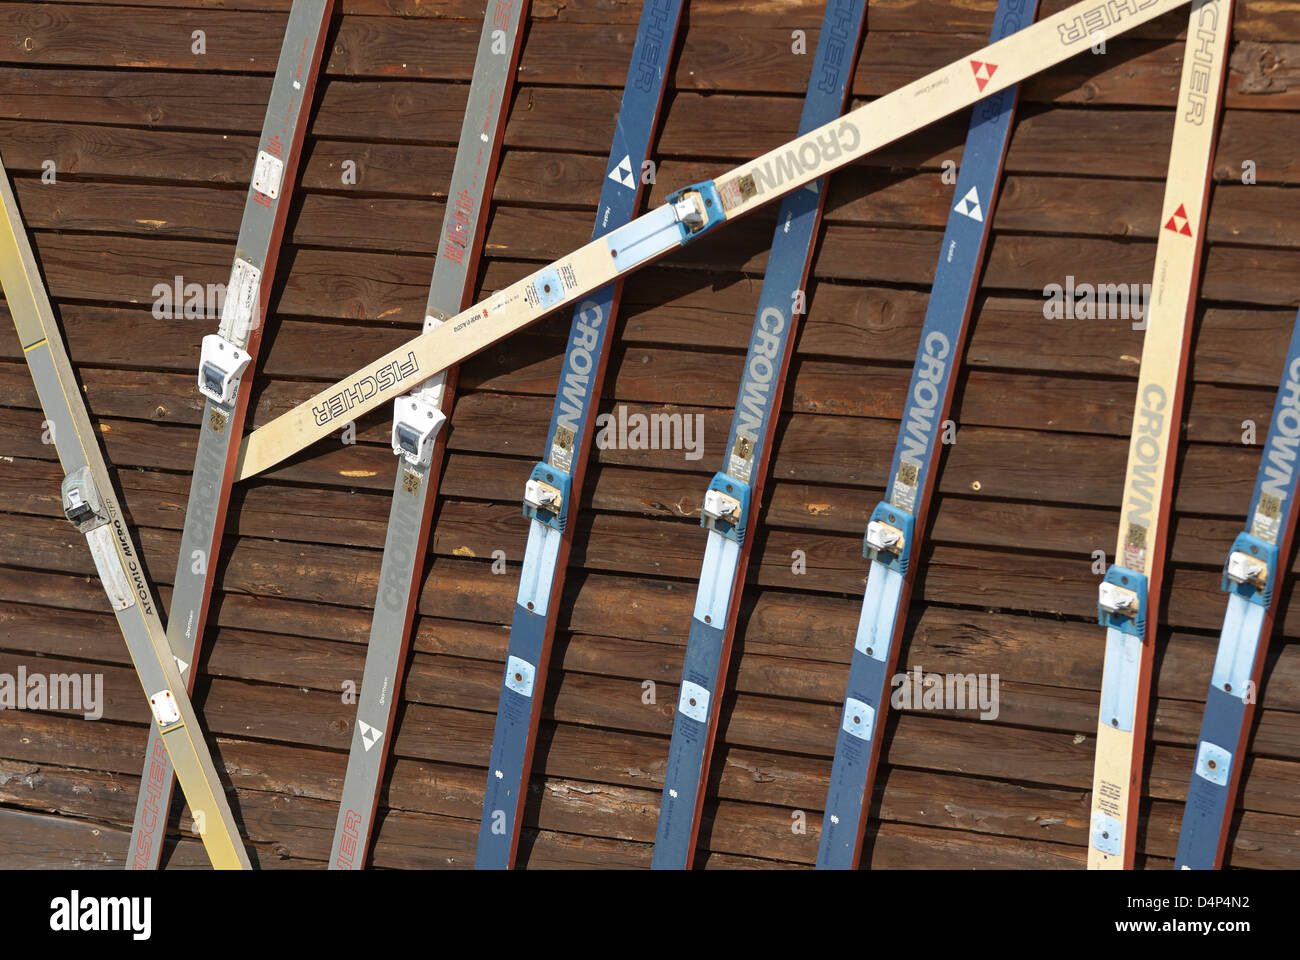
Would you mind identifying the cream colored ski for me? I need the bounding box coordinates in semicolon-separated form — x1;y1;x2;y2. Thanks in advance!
0;156;250;869
235;0;1192;479
1089;0;1231;870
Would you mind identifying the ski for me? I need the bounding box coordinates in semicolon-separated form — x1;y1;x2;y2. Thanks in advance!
233;0;1193;480
1174;306;1300;869
474;0;685;870
129;0;334;871
1089;0;1231;870
651;0;868;871
0;156;251;870
330;0;528;871
816;0;1037;871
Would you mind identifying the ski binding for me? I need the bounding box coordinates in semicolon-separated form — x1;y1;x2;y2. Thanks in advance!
198;334;253;406
667;181;726;238
700;472;751;544
61;467;135;611
864;502;916;574
391;395;447;466
1222;532;1273;601
523;463;572;531
1097;565;1148;637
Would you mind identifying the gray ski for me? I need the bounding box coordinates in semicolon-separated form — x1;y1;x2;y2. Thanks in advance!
329;0;529;869
0;155;250;869
130;0;335;869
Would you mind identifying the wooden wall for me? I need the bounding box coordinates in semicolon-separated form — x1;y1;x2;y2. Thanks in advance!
1;0;1298;868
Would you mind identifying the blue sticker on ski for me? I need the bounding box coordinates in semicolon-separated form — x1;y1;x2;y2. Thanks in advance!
817;0;1040;870
475;0;686;870
651;0;870;870
1175;307;1300;869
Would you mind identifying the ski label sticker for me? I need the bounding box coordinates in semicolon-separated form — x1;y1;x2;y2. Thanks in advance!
970;60;998;91
953;186;984;221
357;719;384;752
608;154;636;189
1164;202;1193;237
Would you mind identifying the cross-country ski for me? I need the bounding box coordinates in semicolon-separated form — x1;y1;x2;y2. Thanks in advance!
651;0;869;871
331;0;528;870
0;156;250;870
475;0;684;870
1088;0;1232;870
817;0;1038;871
1174;305;1300;869
130;0;333;871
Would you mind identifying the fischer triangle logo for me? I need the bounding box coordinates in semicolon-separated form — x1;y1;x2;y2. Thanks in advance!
608;154;635;190
970;60;998;92
954;186;984;222
1164;202;1193;237
357;719;384;752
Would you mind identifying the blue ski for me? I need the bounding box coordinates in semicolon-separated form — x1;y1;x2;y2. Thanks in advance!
651;0;870;870
475;0;686;869
817;0;1039;870
1175;306;1300;869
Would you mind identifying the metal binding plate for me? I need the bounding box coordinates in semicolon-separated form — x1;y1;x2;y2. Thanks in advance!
149;690;182;727
1194;740;1232;787
841;697;875;741
678;681;710;723
1090;810;1121;857
84;525;135;611
504;656;536;698
252;150;286;200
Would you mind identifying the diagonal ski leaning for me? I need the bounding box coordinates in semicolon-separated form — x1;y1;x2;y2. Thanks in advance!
817;0;1038;871
650;0;869;871
474;0;685;870
1174;306;1300;869
330;0;529;870
129;0;335;869
1088;0;1232;870
233;0;1195;481
0;157;251;869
